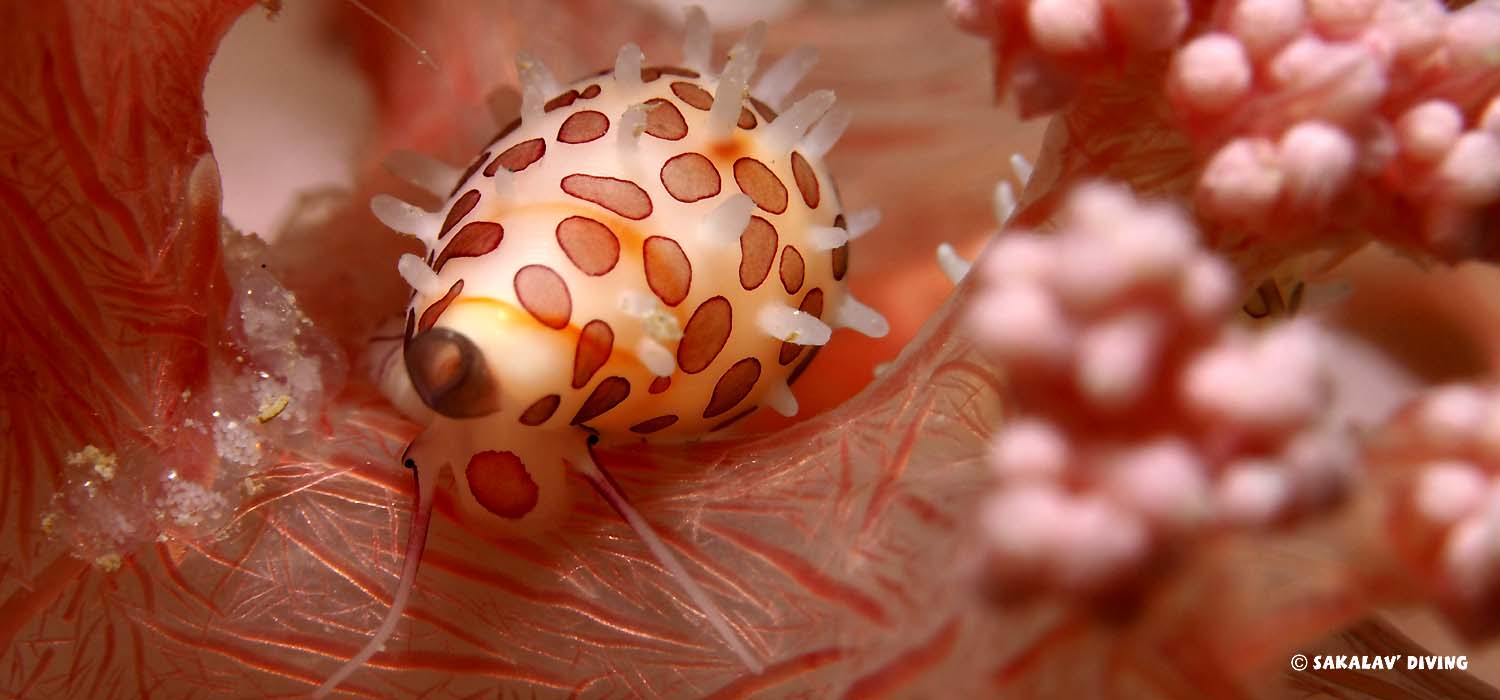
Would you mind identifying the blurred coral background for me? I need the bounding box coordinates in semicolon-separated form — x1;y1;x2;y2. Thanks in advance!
2;0;1499;698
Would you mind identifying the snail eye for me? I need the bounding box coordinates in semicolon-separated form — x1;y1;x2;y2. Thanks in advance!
405;327;501;419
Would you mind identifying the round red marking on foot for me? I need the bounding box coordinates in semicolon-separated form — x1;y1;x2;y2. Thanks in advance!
671;82;714;110
710;406;757;432
780;288;824;365
561;174;653;220
451;150;490;196
572;320;614;389
678;296;732;374
580;84;601;99
832;214;850;281
733;158;788;214
514;265;572;329
435;221;503;272
649;376;672;394
779;245;805;294
643;66;700;82
660;153;721;203
544;90;580;112
704;357;761;418
644;99;688;141
486;138;546;176
749;97;778;121
494;117;523;143
739;216;778;290
466;451;539;519
558;110;610;144
419;279;464;332
571;376;631;424
630;415;679;434
788;345;822;385
643;236;692;306
518;394;561;426
440;189;481;239
737;107;757;129
831;244;850;281
556;216;620;276
791;152;820;208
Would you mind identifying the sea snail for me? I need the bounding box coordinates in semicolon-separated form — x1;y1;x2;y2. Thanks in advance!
318;9;888;696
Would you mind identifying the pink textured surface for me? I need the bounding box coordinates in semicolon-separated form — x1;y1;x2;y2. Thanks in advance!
955;0;1500;278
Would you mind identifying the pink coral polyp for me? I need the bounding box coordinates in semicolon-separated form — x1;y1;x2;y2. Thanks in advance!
1380;384;1500;638
967;183;1358;601
953;0;1500;273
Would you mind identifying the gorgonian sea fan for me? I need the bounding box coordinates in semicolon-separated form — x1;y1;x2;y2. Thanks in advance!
2;0;1499;699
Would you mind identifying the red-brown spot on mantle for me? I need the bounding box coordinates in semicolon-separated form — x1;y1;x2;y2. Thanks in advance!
466;451;539;519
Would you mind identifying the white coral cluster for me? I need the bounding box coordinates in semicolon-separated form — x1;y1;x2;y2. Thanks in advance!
222;230;347;443
967;183;1356;599
40;230;349;569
